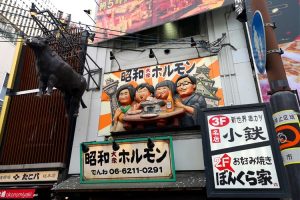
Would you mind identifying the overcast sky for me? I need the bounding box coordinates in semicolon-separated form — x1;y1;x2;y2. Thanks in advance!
50;0;97;26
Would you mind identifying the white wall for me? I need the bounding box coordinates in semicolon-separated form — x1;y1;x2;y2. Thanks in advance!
207;8;259;105
0;40;15;86
69;7;259;174
0;40;16;73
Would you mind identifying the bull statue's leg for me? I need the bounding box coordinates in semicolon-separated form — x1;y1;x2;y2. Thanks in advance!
63;93;71;117
37;78;47;97
46;74;58;95
70;96;81;117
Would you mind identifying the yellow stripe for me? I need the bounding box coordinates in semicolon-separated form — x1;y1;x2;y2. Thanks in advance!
284;162;300;166
0;39;23;143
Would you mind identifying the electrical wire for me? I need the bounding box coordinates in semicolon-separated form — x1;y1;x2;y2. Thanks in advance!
1;9;159;42
1;27;199;51
0;16;194;47
0;2;160;41
1;8;189;46
0;1;196;44
0;3;210;51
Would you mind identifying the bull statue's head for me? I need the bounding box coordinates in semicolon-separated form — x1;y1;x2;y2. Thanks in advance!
25;37;49;49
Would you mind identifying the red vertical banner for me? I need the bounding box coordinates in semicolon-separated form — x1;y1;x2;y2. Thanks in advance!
0;189;35;199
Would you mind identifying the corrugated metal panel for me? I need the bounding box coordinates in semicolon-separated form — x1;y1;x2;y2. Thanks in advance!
0;29;85;165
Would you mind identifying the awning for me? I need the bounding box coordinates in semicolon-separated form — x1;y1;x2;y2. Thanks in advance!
52;171;206;193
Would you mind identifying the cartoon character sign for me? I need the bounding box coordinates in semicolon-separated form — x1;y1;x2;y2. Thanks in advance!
99;56;224;135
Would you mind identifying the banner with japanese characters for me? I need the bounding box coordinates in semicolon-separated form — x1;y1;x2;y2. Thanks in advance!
95;0;234;42
272;110;300;166
208;111;270;150
212;146;279;189
99;56;224;136
0;189;35;199
0;171;59;183
201;103;289;198
80;137;175;183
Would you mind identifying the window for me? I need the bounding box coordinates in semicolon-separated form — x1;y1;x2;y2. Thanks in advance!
113;13;208;49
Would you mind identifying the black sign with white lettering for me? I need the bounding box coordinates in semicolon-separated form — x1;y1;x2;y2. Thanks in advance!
200;103;289;198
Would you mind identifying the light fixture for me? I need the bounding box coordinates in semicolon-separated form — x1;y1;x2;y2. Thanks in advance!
112;140;120;151
149;48;159;65
83;9;96;24
65;14;71;26
83;9;91;15
109;51;115;60
234;0;247;23
191;37;200;57
191;37;197;47
109;51;121;71
272;8;279;14
147;138;155;149
30;3;38;16
89;33;95;42
57;10;63;19
81;143;89;153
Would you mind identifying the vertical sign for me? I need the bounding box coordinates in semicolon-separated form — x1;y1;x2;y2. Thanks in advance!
201;103;289;198
272;110;300;166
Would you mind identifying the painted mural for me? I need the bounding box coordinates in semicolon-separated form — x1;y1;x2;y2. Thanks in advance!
95;0;234;42
98;56;224;136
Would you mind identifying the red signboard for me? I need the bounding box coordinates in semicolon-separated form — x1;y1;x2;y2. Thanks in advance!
0;189;35;199
95;0;234;42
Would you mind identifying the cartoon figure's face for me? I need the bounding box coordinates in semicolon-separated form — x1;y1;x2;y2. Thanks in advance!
155;86;170;100
118;89;132;105
176;77;196;98
135;87;151;103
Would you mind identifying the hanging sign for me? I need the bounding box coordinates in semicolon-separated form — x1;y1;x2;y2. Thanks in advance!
201;103;289;198
99;56;224;136
0;171;59;183
80;137;176;183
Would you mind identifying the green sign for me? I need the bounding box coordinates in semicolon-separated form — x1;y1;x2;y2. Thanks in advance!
80;136;176;183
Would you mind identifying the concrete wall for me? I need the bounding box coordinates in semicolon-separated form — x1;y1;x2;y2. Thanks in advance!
69;7;259;174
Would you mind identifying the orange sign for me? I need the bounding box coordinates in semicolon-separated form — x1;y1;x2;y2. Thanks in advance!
276;125;300;150
98;56;223;136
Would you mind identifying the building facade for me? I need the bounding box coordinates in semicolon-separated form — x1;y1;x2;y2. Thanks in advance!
0;0;298;199
53;2;268;199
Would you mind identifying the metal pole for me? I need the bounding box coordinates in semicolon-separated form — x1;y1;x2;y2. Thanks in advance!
251;1;300;200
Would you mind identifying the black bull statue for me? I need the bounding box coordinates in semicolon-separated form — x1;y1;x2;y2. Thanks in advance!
25;37;87;116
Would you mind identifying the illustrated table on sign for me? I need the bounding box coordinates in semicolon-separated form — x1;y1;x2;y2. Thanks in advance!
123;107;185;129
